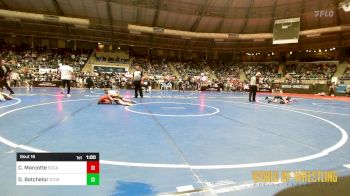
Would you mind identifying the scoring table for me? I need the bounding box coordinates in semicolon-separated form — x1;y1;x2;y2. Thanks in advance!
16;153;99;186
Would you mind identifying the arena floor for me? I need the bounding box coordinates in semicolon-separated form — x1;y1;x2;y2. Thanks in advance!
0;88;350;196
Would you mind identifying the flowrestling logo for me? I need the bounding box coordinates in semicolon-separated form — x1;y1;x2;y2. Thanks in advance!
314;10;335;18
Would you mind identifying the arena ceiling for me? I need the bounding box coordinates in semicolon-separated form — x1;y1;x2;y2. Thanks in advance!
0;0;350;52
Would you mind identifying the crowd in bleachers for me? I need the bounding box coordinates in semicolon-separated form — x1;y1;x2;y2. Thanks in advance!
244;64;279;79
73;72;131;89
130;56;245;91
131;55;174;78
244;64;279;87
0;44;38;68
0;44;91;85
2;43;350;93
176;60;204;78
37;48;90;69
1;45;90;69
285;63;336;80
215;65;240;80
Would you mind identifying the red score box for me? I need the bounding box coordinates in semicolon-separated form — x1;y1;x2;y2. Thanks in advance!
87;161;99;173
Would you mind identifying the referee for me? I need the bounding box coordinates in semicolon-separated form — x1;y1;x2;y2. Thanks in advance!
58;62;74;97
133;65;143;98
249;72;261;102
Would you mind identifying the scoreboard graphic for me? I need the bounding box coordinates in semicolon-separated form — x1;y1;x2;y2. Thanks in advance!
16;153;99;186
273;17;300;45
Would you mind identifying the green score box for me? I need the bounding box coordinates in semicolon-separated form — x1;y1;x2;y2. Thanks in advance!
87;174;99;185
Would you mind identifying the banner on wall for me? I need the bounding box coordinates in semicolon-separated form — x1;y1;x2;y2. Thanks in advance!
93;65;126;73
258;87;272;92
336;84;348;93
33;81;61;87
39;68;57;74
281;84;310;89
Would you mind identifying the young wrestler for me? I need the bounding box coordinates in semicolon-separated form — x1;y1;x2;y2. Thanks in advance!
0;91;13;102
265;96;295;104
98;90;136;106
24;72;33;91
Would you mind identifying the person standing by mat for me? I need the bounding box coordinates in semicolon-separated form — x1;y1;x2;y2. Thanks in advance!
133;65;143;98
58;62;74;97
0;57;14;95
249;72;261;102
85;72;94;93
328;82;336;97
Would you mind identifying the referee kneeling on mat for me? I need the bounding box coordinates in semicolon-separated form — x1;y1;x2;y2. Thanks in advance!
249;72;261;102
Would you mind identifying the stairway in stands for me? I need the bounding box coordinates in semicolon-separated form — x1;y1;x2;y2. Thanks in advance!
81;52;96;73
168;63;180;78
334;61;349;78
239;69;247;81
